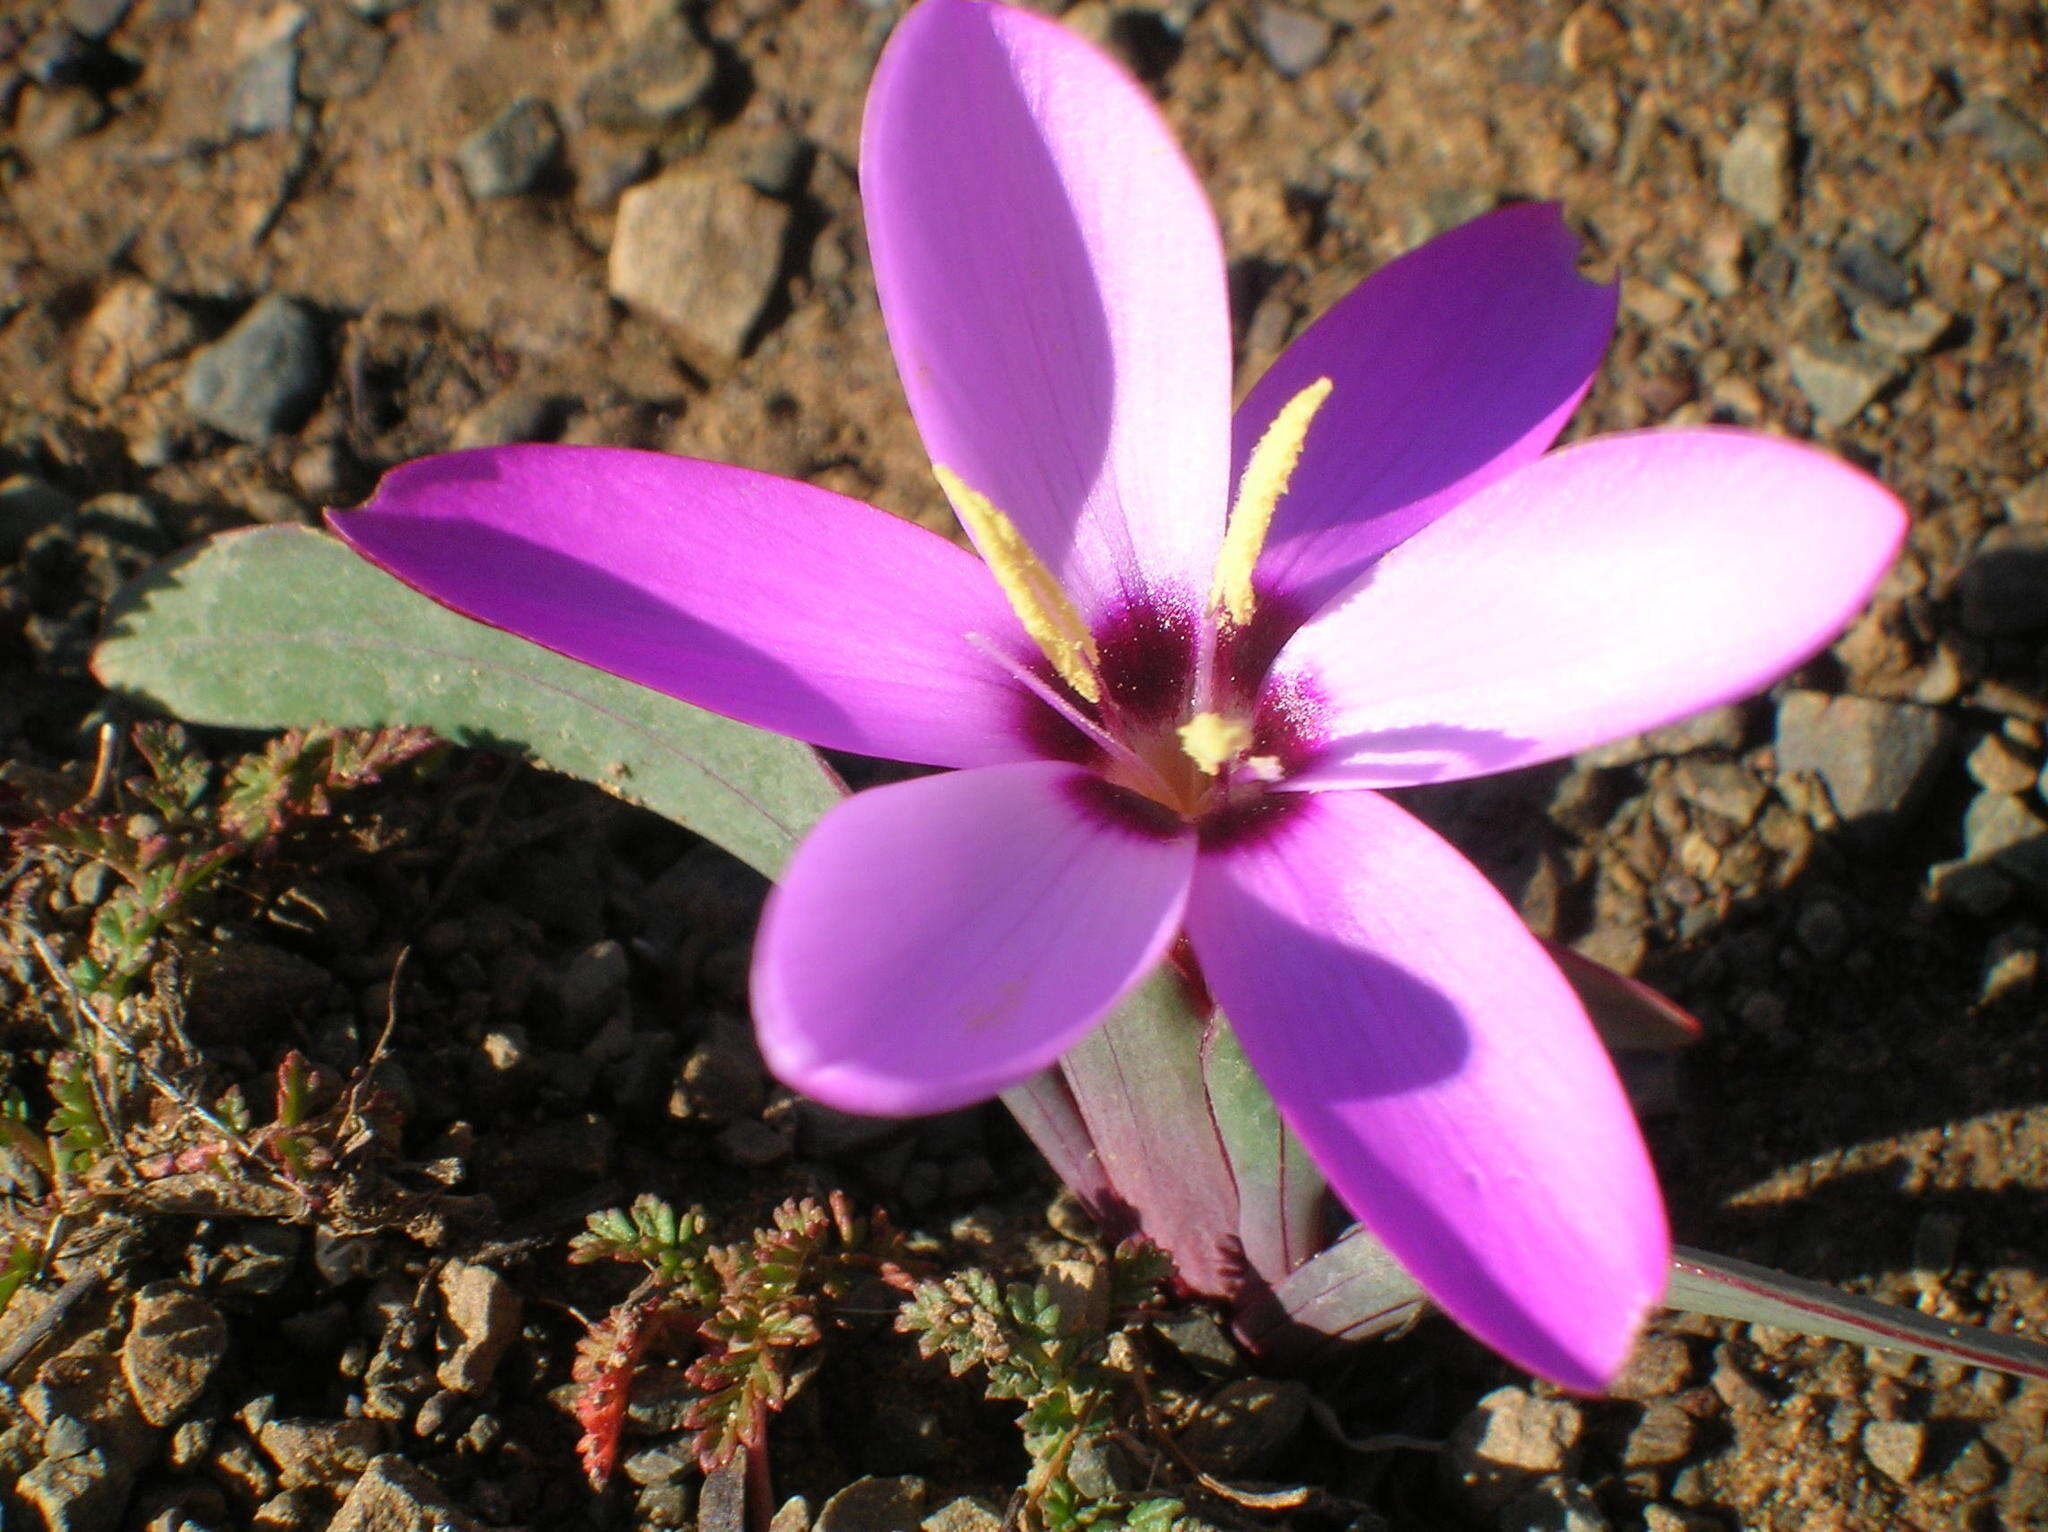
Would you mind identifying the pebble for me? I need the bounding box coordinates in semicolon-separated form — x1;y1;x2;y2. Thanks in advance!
608;169;793;363
1959;526;2048;636
1446;1386;1585;1514
1177;1378;1309;1476
699;1449;751;1532
181;295;329;443
328;1455;478;1532
1670;758;1768;827
919;1498;1002;1532
559;938;630;1028
577;11;717;130
1944;97;2048;166
451;387;564;449
1253;4;1335;78
1968;732;2039;793
1853;299;1952;356
1622;1402;1696;1467
1610;1333;1696;1400
17;1445;123;1532
1579;706;1747;768
456;97;562;199
435;1259;521;1394
121;1283;227;1428
1774;690;1954;826
71;272;199;407
256;1416;381;1488
1719;104;1793;225
1830;236;1916;310
1500;1477;1609;1532
1961;791;2048;891
0;472;75;559
230;35;300;136
814;1477;928;1532
1787;339;1899;429
1862;1417;1926;1484
65;0;134;39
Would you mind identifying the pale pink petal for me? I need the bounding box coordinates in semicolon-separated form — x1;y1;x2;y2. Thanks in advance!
754;762;1195;1115
1279;430;1907;788
862;0;1232;622
1235;203;1616;618
1185;789;1668;1390
330;446;1041;768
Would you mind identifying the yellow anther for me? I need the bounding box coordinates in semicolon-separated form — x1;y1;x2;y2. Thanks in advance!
1178;711;1253;776
1210;375;1334;627
935;465;1101;705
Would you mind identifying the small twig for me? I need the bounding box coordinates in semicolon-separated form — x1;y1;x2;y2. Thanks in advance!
83;723;119;809
1303;1391;1442;1456
0;1267;101;1381
1112;1333;1317;1512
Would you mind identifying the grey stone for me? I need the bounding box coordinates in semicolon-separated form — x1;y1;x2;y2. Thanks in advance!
435;1259;521;1394
1500;1477;1609;1532
1967;732;2039;793
1962;791;2048;892
122;1283;227;1428
1830;236;1916;309
65;0;135;40
1178;1378;1308;1476
624;1441;694;1487
577;13;717;131
1774;690;1954;826
456;97;562;199
1622;1402;1696;1467
640;1483;696;1527
1719;105;1793;225
1944;97;2048;166
1254;4;1335;78
609;169;792;362
1959;526;2048;636
299;10;390;103
181;296;329;443
1670;759;1768;827
1578;705;1747;768
1788;340;1899;428
451;388;564;449
1447;1387;1585;1515
17;1445;124;1532
1862;1418;1926;1484
699;1448;751;1532
328;1455;477;1532
558;938;629;1028
346;0;416;15
230;37;300;136
815;1478;928;1532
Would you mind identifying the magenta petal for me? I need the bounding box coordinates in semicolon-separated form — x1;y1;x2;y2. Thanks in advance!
1185;789;1668;1390
1235;203;1616;618
330;446;1039;768
754;762;1195;1116
1281;429;1908;788
862;0;1232;621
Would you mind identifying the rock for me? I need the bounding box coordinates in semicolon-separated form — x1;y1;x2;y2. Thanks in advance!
298;8;389;101
1944;97;2048;166
1622;1402;1695;1467
69;277;203;404
1557;4;1627;73
456;97;562;199
1853;299;1952;356
347;0;415;15
2008;470;2048;526
17;1442;125;1532
1862;1418;1926;1484
920;1498;1003;1532
1609;1333;1696;1400
1968;732;2039;793
577;12;717;130
435;1260;521;1394
1830;236;1916;310
1670;758;1767;827
0;473;75;559
609;169;792;363
257;1417;382;1488
1500;1477;1609;1532
699;1448;751;1532
328;1455;478;1532
1719;104;1793;225
451;388;565;449
1178;1378;1308;1476
1446;1387;1585;1514
181;296;329;443
230;36;300;136
1787;340;1899;429
1959;526;2048;636
121;1283;227;1428
1962;791;2048;891
814;1477;928;1532
1253;4;1335;78
559;938;630;1028
1774;690;1953;827
770;1498;813;1532
65;0;134;39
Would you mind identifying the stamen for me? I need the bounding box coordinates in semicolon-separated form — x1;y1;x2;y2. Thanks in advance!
935;465;1101;704
963;632;1140;775
1178;711;1253;776
1210;376;1334;627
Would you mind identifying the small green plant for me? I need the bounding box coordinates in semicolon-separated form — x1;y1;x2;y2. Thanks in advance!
567;1190;912;1491
898;1239;1185;1532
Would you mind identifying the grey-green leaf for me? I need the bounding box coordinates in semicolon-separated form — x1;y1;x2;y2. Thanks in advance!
93;526;843;877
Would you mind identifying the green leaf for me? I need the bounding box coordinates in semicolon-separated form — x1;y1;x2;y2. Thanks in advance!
1199;1016;1327;1287
93;527;843;878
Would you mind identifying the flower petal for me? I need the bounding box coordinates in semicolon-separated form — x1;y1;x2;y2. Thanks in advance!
862;0;1232;622
330;445;1040;768
1185;789;1668;1390
1279;430;1908;788
1235;203;1616;618
754;762;1195;1115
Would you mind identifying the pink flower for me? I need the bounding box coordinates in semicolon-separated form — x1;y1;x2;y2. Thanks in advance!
333;0;1903;1388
